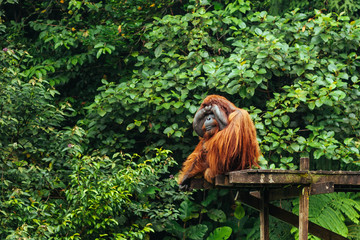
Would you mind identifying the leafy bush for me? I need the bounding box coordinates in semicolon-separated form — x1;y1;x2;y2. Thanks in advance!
0;48;185;239
62;148;183;239
87;1;360;171
0;48;76;238
1;0;360;239
83;1;360;238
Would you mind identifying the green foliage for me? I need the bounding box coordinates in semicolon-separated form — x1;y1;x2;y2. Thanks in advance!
1;0;360;239
0;47;184;240
348;223;360;240
207;226;232;240
2;0;176;113
292;193;360;238
255;0;360;18
0;48;79;239
83;1;360;237
62;148;182;239
166;189;243;239
86;1;360;171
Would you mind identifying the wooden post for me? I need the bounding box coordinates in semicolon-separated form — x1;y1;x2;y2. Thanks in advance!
299;157;310;240
260;190;269;240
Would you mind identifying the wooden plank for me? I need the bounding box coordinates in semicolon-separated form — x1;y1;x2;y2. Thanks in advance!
250;187;301;200
215;174;233;187
311;182;334;195
242;169;307;174
260;190;269;240
299;157;309;240
250;183;335;200
228;170;360;186
250;182;334;200
311;173;360;186
237;169;359;175
237;192;348;240
310;170;360;175
229;171;309;184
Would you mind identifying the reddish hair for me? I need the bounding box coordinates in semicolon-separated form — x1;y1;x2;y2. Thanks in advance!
178;95;260;184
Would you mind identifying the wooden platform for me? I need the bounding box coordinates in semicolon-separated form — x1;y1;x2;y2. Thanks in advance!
191;169;360;199
189;158;360;240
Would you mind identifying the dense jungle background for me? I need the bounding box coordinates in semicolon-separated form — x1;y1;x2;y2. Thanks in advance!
1;0;360;239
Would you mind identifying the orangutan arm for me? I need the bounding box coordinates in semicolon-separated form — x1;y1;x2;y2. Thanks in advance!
178;141;208;188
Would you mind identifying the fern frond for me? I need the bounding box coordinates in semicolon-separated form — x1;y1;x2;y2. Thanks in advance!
328;0;360;15
329;192;360;225
348;224;360;240
312;206;347;236
292;192;360;238
338;198;360;224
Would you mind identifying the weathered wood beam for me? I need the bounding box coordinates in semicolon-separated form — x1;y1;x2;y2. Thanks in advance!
250;182;335;200
228;170;308;185
260;190;269;240
299;157;310;240
310;182;334;195
226;169;360;187
237;192;348;240
216;174;233;187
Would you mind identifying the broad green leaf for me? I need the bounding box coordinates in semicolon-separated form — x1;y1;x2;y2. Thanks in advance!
179;200;200;221
234;202;245;220
206;226;232;240
96;49;103;59
338;72;349;80
139;125;145;133
281;115;290;125
94;42;104;48
272;55;282;62
174;101;183;108
244;70;255;78
258;68;267;74
207;209;226;222
328;63;337;72
155;45;163;58
314;149;324;159
189;105;198;114
174;131;183;137
98;108;107;117
164;127;174;135
203;62;216;74
320;34;331;42
103;47;112;54
254;28;262;35
290;143;300;152
257;51;268;59
144;186;160;195
297;136;306;144
308;101;316;110
187;224;208;240
126;123;135;130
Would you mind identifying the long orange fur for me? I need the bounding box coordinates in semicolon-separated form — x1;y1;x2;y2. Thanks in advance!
178;95;260;184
